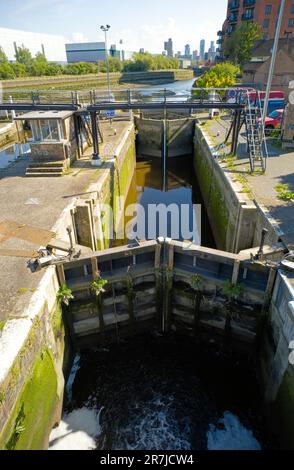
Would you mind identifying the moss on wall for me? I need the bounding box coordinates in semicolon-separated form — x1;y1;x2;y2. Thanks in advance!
194;137;229;251
209;181;229;250
113;139;136;220
0;349;58;450
52;302;64;339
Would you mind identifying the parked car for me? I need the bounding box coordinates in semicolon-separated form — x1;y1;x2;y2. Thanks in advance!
257;109;285;134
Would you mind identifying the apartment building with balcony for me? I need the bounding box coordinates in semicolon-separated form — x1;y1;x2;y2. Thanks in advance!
216;0;294;59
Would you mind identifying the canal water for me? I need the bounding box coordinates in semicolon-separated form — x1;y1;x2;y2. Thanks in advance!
0;142;30;169
121;155;214;246
50;334;274;450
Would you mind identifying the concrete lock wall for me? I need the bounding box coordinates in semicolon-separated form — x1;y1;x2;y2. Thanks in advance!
0;123;136;450
261;271;294;449
0;268;66;450
73;124;136;250
135;116;195;158
194;125;257;253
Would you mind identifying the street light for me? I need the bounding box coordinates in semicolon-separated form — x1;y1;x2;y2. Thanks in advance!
100;24;111;100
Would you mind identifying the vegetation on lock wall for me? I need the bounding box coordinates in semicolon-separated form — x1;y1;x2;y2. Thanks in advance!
0;349;58;450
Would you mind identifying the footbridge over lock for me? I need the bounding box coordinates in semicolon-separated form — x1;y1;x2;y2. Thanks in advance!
0;87;247;157
55;238;278;350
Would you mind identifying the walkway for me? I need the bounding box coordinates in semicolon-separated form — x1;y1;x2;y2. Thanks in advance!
204;114;294;240
0;120;131;323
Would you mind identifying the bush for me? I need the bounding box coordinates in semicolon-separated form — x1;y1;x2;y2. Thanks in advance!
195;62;241;90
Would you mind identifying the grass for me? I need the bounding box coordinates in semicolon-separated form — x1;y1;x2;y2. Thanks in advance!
275;184;294;202
0;321;6;331
17;288;29;295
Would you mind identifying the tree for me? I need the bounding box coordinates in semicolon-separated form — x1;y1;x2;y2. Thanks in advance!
30;52;48;76
223;22;262;66
11;62;27;77
0;62;15;79
15;44;33;66
123;51;179;72
196;62;241;89
0;46;8;63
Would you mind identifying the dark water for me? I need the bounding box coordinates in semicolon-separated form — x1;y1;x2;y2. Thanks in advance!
68;334;273;450
122;156;215;247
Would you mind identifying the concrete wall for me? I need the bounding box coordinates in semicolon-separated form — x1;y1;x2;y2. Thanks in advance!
194;125;257;253
260;271;294;449
73;124;136;250
135;116;195;158
120;69;194;84
0;268;66;450
0;122;19;148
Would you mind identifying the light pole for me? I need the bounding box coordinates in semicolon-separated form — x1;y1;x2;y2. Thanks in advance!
100;25;111;100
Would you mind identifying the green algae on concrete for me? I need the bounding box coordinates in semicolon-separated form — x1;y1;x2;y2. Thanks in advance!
0;349;58;450
194;136;229;251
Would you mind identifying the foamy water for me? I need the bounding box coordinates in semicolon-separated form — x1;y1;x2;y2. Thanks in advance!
115;394;191;450
49;407;102;450
207;412;261;450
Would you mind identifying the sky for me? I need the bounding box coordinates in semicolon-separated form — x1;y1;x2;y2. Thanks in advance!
0;0;227;54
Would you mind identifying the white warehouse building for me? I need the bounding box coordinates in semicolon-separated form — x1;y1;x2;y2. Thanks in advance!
0;27;67;62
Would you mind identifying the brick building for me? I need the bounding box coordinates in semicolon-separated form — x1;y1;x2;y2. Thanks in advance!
242;38;294;96
217;0;294;58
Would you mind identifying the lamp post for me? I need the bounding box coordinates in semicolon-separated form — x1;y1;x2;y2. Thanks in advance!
100;25;111;100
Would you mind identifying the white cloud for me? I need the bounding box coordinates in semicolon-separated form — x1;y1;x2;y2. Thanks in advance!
112;16;218;55
71;32;89;43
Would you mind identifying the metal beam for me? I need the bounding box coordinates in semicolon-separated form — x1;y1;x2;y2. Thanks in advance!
87;102;244;111
0;103;79;111
0;100;244;113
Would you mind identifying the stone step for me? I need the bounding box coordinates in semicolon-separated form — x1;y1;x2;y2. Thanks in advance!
25;172;63;178
28;161;65;168
26;167;64;173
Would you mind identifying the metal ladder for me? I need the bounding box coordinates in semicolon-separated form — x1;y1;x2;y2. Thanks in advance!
244;91;268;172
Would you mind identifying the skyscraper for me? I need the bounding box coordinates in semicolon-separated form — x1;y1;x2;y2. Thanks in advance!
164;38;174;57
200;39;205;61
184;44;191;57
208;41;216;61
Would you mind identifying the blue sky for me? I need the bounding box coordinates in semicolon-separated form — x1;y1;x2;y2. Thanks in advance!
0;0;227;53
